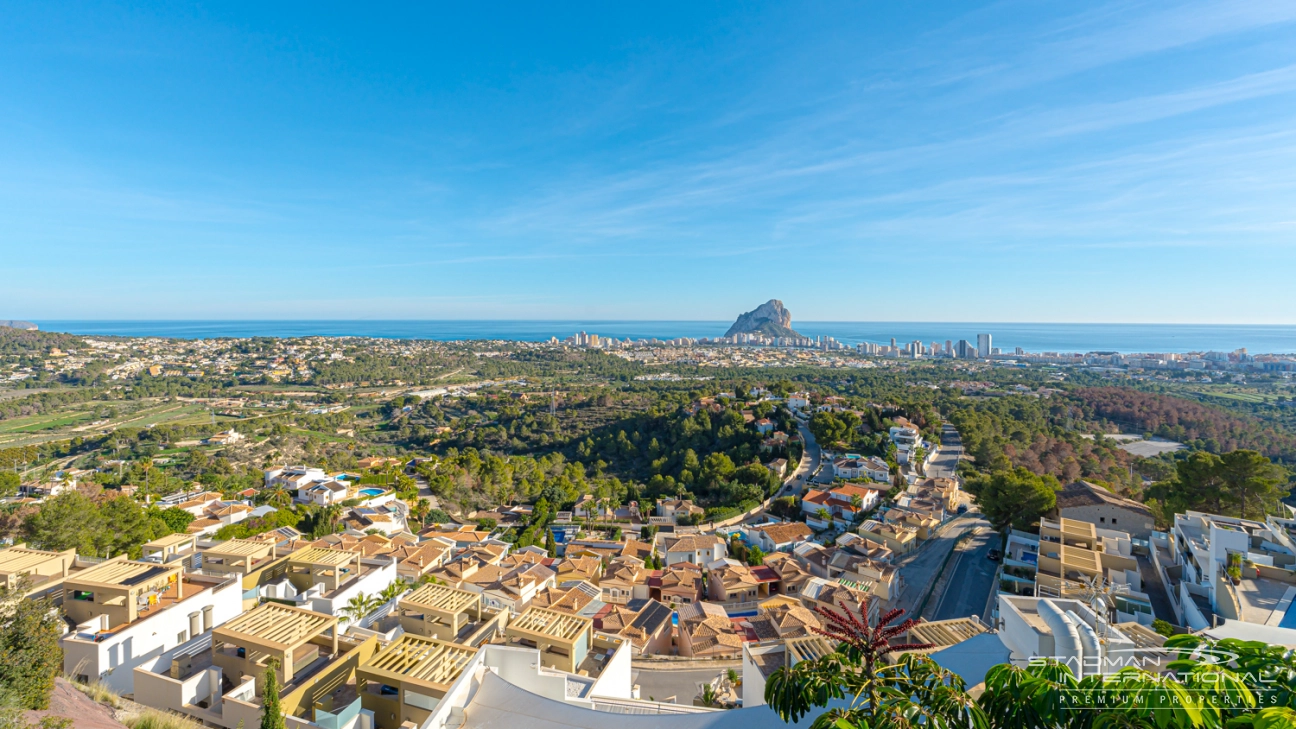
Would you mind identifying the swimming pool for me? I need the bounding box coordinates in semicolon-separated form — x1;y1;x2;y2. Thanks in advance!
359;488;385;497
1274;586;1296;629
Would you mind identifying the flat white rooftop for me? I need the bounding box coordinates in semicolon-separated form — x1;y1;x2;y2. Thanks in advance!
456;671;831;729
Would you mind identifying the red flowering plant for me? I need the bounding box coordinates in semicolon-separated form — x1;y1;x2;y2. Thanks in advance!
764;597;987;729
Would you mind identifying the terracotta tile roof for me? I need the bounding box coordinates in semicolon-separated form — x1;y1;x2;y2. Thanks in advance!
664;534;723;553
1055;480;1152;516
679;601;744;654
753;522;812;545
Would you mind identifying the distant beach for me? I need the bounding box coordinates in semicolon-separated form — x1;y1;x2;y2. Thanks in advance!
32;320;1296;355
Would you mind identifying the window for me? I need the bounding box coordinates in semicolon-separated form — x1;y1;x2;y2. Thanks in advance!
177;630;188;643
71;590;94;602
1112;519;1118;525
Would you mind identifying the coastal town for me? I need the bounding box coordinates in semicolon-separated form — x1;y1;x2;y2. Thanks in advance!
6;2;1296;727
3;339;1295;729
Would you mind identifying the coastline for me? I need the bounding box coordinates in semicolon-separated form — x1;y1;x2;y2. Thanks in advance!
27;319;1296;355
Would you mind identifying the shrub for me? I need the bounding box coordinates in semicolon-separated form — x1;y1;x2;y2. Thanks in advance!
124;709;206;729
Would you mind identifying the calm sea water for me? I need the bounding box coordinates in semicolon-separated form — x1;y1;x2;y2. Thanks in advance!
35;320;1296;355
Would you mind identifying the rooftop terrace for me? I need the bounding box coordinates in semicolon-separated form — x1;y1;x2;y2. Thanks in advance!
205;538;277;558
289;547;360;567
361;634;476;693
402;583;479;615
509;607;591;643
213;602;337;650
71;559;180;588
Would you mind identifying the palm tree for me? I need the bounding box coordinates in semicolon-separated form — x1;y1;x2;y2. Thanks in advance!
264;485;293;509
765;599;984;729
379;579;409;604
413;498;432;526
341;592;379;624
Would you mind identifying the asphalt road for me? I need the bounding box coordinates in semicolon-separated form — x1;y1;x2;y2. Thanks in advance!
927;424;963;479
632;667;728;704
893;514;987;616
930;525;999;622
773;419;820;500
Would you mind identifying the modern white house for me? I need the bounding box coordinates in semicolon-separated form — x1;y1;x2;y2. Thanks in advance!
658;534;727;567
258;550;400;625
999;518;1155;626
301;479;351;506
786;393;810;409
132;603;366;729
1156;510;1296;631
61;562;244;695
832;456;890;483
888;425;921;450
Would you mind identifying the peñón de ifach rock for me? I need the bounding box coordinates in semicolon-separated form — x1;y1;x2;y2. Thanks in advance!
724;299;801;339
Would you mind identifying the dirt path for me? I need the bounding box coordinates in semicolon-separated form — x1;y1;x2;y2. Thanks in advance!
25;679;128;729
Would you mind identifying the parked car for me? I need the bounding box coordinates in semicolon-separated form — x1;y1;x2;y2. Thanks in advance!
986;548;1002;562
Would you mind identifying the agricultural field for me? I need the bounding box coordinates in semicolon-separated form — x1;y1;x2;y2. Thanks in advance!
0;399;253;448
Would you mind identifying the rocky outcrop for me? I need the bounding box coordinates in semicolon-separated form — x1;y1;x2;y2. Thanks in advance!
724;299;801;339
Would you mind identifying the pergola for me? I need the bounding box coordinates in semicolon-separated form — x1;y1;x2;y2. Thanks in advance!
0;544;76;591
505;607;592;673
201;538;276;576
63;559;184;629
211;602;339;689
286;547;361;592
359;634;477;729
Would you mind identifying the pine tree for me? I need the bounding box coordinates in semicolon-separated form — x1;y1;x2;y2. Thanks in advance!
261;658;287;729
0;586;62;709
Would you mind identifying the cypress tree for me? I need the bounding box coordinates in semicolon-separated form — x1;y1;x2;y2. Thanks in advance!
261;658;286;729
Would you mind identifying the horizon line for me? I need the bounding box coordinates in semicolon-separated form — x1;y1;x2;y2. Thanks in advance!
24;318;1296;327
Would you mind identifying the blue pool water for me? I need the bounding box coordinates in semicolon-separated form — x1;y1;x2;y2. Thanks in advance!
359;488;385;497
1278;599;1296;630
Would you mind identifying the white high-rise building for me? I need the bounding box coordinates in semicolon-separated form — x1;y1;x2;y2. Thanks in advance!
977;333;992;358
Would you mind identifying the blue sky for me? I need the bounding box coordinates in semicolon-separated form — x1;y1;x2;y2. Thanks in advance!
3;2;1296;323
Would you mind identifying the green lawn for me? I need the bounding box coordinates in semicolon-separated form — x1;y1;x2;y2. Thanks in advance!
0;410;97;434
1193;389;1275;403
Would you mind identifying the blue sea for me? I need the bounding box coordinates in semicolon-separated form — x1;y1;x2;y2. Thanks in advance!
34;320;1296;355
